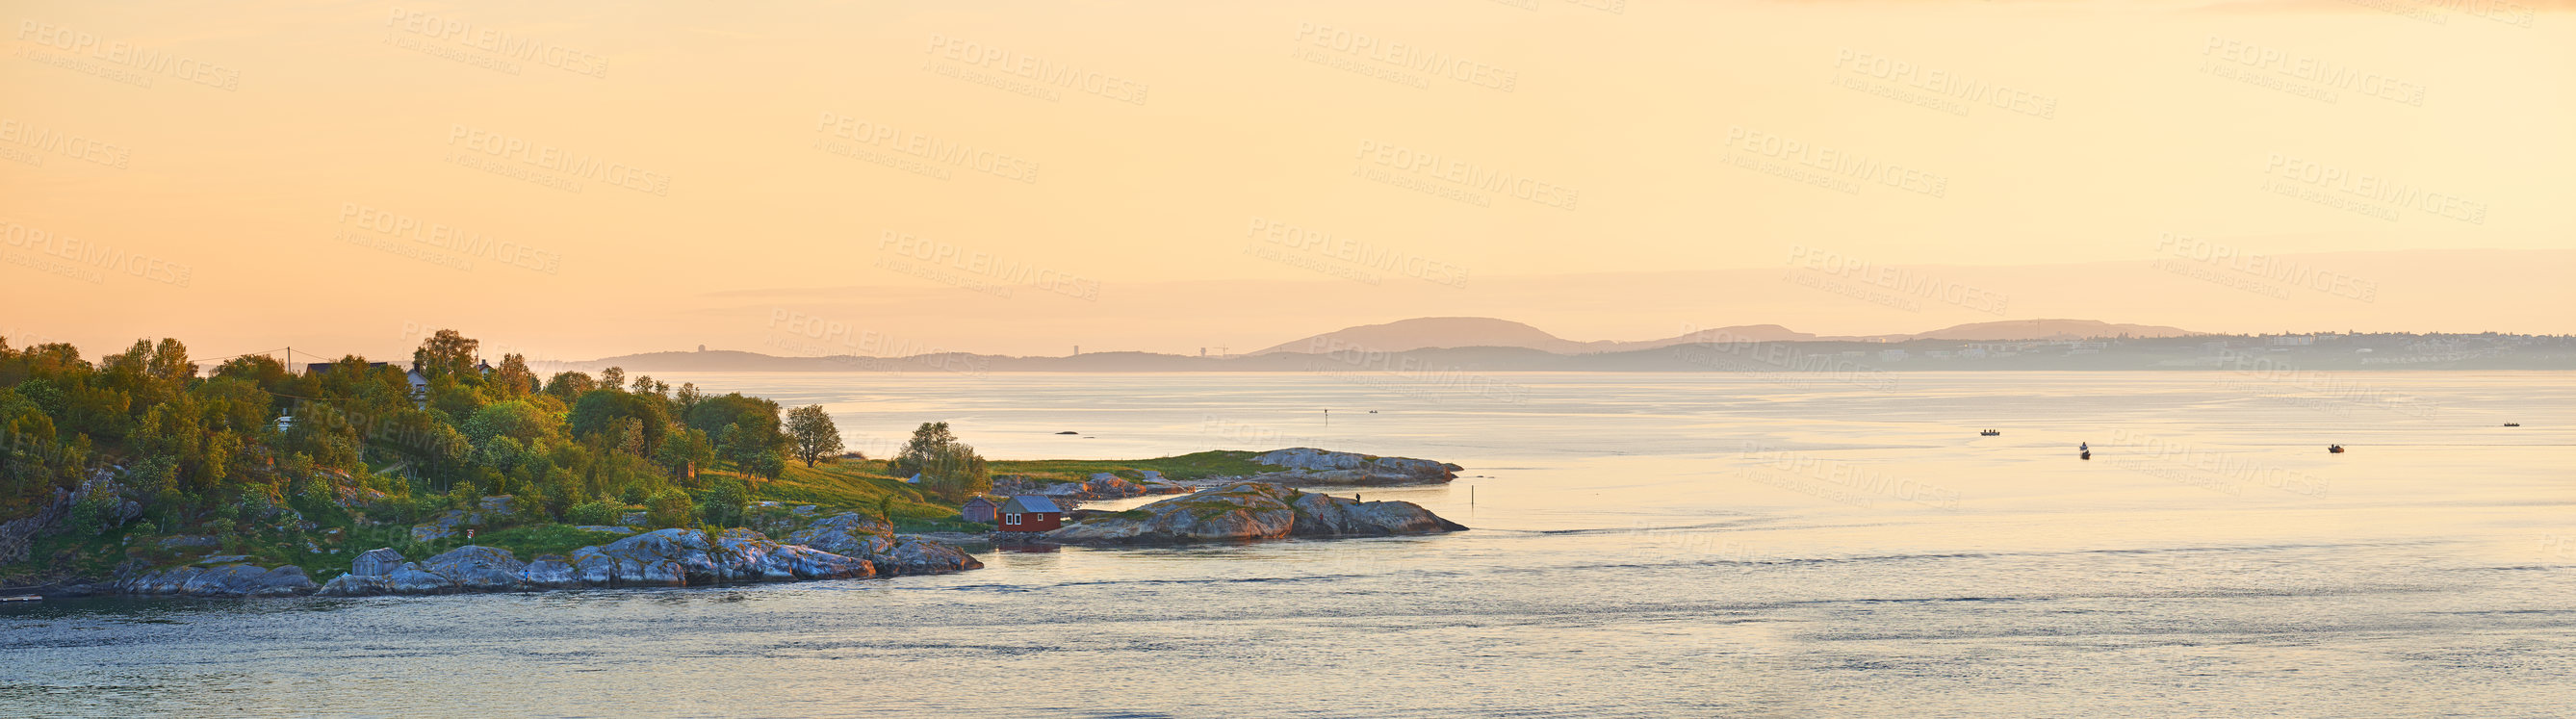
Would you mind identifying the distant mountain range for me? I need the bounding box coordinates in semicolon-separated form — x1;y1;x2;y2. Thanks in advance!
560;317;2494;373
557;321;2574;373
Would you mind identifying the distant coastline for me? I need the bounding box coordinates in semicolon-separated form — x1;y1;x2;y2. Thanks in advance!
559;333;2576;374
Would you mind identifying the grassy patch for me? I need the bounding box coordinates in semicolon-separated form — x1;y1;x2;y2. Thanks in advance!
992;450;1269;484
731;459;953;521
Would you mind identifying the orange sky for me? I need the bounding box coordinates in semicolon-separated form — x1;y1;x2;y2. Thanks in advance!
4;0;2571;360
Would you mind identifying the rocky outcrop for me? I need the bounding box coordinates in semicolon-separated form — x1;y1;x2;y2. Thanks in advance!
314;522;974;596
351;547;406;576
1249;449;1462;485
1043;481;1466;544
320;528;887;596
409;496;521;542
992;473;1186;503
116;564;318;597
785;513;983;576
1;472;139;565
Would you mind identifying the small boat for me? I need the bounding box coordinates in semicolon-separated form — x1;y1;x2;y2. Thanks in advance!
2079;450;2091;460
0;595;39;603
1979;429;2000;436
2328;445;2346;453
2504;423;2520;427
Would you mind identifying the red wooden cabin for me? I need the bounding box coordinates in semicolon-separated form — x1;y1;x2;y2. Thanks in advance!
997;496;1063;532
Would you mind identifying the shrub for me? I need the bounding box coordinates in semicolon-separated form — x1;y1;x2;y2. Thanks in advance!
565;500;621;526
646;489;694;529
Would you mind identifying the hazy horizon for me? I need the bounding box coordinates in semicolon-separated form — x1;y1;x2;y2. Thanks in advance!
7;1;2573;361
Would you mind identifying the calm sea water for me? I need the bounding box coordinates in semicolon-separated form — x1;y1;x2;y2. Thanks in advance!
6;372;2571;718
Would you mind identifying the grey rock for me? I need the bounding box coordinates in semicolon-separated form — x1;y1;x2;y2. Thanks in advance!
521;555;582;589
1044;481;1464;544
782;513;981;576
784;513;896;556
1248;448;1461;486
872;534;984;576
120;563;317;597
423;546;527;592
351;548;405;577
577;527;878;587
385;562;460;594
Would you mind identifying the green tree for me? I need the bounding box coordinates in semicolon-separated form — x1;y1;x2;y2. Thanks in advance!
542;372;595;403
785;405;843;468
489;353;538;398
916;443;989;503
412;329;480;380
655;427;715;485
889;422;956;477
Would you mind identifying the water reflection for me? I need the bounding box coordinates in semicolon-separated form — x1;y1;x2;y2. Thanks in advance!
4;372;2571;717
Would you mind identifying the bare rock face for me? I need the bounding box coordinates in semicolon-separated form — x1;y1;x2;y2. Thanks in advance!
117;564;318;597
870;535;984;576
522;555;583;589
320;526;914;596
784;513;896;555
350;548;407;577
1043;482;1466;544
785;513;983;576
429;546;528;592
1249;449;1462;485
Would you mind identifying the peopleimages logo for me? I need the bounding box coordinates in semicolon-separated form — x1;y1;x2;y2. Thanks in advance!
815;112;1041;184
923;34;1147;105
385;8;607;78
15;20;241;90
1;219;193;287
446;124;671;196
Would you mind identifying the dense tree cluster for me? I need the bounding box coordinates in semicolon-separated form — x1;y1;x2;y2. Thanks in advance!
891;422;988;502
0;330;835;533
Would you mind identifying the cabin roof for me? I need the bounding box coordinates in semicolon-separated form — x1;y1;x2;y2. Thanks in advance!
962;497;997;508
1000;496;1060;514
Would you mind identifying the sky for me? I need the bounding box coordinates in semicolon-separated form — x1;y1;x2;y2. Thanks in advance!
3;0;2571;361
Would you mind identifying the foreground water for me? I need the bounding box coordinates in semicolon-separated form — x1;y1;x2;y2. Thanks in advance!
5;372;2571;717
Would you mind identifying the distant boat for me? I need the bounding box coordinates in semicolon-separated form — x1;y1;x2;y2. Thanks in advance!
1979;429;2000;436
2504;423;2521;427
2329;445;2346;453
2079;450;2091;460
1054;431;1079;435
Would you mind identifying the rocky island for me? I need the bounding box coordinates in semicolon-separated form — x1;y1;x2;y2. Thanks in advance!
0;326;1477;602
1242;448;1464;486
1043;481;1467;544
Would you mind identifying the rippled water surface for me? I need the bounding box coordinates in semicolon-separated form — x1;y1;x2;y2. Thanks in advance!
6;372;2572;717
